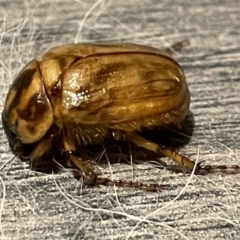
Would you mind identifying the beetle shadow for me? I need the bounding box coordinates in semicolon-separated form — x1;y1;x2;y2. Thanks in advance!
32;111;195;175
140;111;195;151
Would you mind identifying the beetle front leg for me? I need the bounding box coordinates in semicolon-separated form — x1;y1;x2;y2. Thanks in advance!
125;132;196;172
63;139;98;183
68;155;98;180
29;138;53;169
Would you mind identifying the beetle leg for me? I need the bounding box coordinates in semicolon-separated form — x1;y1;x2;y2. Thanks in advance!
64;141;166;191
125;132;196;172
69;153;168;191
93;178;168;192
29;138;53;166
63;138;168;191
196;164;240;175
164;39;190;55
63;139;98;182
68;155;99;181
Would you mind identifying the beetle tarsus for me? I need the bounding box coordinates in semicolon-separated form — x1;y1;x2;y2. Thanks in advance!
194;163;240;175
93;177;166;192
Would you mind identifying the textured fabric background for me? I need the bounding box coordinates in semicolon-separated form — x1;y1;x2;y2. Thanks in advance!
1;0;240;239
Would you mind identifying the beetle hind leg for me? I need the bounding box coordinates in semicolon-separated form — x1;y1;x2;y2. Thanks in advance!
125;132;196;172
125;132;240;175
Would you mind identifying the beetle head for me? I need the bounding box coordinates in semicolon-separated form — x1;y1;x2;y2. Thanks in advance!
2;59;54;159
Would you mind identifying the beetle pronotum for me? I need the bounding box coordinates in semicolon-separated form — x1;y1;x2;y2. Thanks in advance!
2;40;238;191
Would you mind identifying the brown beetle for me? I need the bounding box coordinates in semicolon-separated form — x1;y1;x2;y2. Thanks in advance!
3;40;230;191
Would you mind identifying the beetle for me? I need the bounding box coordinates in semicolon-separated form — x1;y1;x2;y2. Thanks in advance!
3;39;224;192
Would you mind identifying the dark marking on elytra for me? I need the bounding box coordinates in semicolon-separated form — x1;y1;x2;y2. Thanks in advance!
6;68;36;116
18;92;48;121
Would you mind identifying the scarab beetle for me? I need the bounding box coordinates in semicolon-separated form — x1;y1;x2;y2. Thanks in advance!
3;40;217;191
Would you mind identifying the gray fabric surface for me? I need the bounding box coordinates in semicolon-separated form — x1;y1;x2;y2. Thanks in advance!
1;0;240;239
